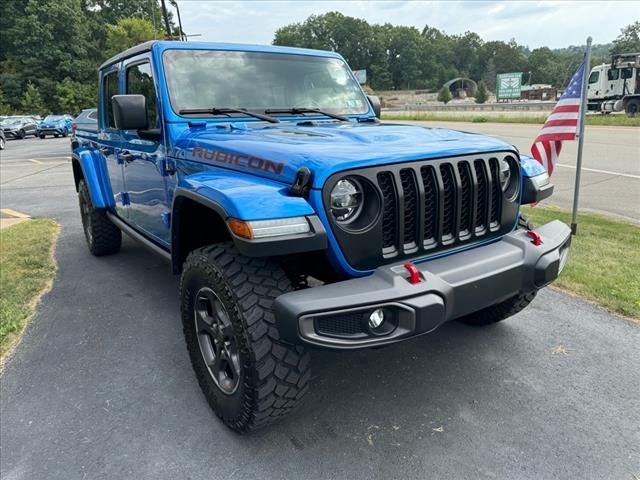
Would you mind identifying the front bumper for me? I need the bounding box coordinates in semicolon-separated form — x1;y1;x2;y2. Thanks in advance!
274;220;571;349
38;126;65;134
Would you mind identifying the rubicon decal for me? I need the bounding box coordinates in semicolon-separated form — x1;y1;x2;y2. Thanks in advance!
192;147;284;175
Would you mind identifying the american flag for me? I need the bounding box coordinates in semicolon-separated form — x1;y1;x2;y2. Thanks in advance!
531;61;586;176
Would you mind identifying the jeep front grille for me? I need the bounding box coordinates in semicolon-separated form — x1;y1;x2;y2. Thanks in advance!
323;152;520;271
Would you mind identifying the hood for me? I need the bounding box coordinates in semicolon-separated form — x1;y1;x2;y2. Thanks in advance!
172;122;515;188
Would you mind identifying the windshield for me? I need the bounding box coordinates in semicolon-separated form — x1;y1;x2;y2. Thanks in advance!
1;118;23;125
163;50;369;118
45;115;64;121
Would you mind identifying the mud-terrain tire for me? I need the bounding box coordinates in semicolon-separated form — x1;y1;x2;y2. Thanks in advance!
458;213;536;326
180;243;310;433
458;291;537;326
78;179;121;256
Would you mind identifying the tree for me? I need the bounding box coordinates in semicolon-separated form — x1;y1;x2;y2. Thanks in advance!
105;18;162;58
611;21;640;54
437;85;452;104
0;89;12;115
56;78;97;114
475;80;489;103
20;82;46;114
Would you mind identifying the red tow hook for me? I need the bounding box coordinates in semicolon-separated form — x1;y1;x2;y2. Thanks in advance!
527;229;543;246
403;263;422;284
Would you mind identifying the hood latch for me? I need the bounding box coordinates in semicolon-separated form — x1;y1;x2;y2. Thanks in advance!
290;167;312;197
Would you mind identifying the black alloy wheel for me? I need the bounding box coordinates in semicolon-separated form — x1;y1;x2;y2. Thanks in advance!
193;287;242;395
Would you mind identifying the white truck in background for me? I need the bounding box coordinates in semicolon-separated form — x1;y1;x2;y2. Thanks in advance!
587;52;639;115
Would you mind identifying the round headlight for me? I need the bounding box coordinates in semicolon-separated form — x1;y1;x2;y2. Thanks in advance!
330;178;363;222
498;158;512;192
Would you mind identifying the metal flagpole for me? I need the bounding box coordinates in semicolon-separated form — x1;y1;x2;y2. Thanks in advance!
571;36;592;235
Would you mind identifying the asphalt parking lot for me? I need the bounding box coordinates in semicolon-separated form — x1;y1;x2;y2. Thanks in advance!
1;135;639;480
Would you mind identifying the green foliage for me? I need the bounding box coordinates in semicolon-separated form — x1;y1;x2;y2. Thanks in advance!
437;86;452;104
56;78;97;115
20;83;46;115
610;21;640;55
0;0;174;114
475;80;488;104
105;18;162;58
274;13;633;93
0;89;12;115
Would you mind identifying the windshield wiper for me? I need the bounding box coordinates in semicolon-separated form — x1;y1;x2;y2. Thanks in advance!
264;108;349;122
178;107;280;123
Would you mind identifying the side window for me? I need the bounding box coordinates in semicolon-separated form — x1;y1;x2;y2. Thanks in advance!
103;71;119;129
621;68;633;79
607;69;619;81
88;111;97;121
126;62;158;128
588;71;599;84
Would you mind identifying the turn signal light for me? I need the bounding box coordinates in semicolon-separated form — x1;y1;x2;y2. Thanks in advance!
227;217;310;240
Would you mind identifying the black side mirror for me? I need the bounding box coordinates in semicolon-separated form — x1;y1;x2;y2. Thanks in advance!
367;95;381;118
112;94;148;130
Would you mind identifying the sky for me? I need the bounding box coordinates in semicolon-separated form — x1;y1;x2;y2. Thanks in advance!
174;0;638;49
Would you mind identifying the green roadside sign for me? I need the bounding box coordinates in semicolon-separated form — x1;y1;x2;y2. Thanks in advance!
496;72;522;99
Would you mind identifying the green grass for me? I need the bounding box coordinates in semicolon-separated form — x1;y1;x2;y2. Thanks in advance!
382;113;640;127
522;206;640;319
0;219;59;359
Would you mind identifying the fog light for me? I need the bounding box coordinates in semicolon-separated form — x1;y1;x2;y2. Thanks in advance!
368;308;385;329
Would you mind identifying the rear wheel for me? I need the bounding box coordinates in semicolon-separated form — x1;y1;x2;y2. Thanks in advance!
180;243;311;433
17;129;25;139
39;133;46;139
625;99;639;116
78;179;121;256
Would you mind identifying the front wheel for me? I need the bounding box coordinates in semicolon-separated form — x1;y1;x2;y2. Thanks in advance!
457;291;537;326
17;129;25;139
62;128;68;137
0;137;5;150
78;179;121;256
180;243;311;433
39;133;46;139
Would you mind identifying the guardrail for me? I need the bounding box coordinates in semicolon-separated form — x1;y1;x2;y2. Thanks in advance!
384;101;556;112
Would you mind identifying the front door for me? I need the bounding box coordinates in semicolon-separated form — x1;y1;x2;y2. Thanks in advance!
121;56;170;246
99;67;127;218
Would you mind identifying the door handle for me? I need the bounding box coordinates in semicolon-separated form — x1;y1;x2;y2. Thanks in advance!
99;146;111;156
120;151;133;163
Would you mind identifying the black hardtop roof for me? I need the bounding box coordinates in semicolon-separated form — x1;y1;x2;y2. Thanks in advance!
99;40;158;70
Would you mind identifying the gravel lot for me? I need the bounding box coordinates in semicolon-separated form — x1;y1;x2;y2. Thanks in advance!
1;135;639;480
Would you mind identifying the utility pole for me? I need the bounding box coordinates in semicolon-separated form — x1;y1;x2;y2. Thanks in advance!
169;0;185;41
160;0;172;39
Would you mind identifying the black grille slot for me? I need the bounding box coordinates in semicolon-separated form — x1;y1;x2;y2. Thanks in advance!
439;164;456;241
377;172;397;252
326;152;518;271
489;158;501;226
399;169;418;249
458;161;473;238
474;159;488;233
316;313;364;337
420;166;438;247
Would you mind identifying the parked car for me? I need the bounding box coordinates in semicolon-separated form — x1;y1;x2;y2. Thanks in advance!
0;129;5;150
73;40;569;433
38;114;74;138
71;108;98;139
0;116;38;139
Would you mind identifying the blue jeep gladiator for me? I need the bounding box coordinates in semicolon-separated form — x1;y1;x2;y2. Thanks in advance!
72;40;571;432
